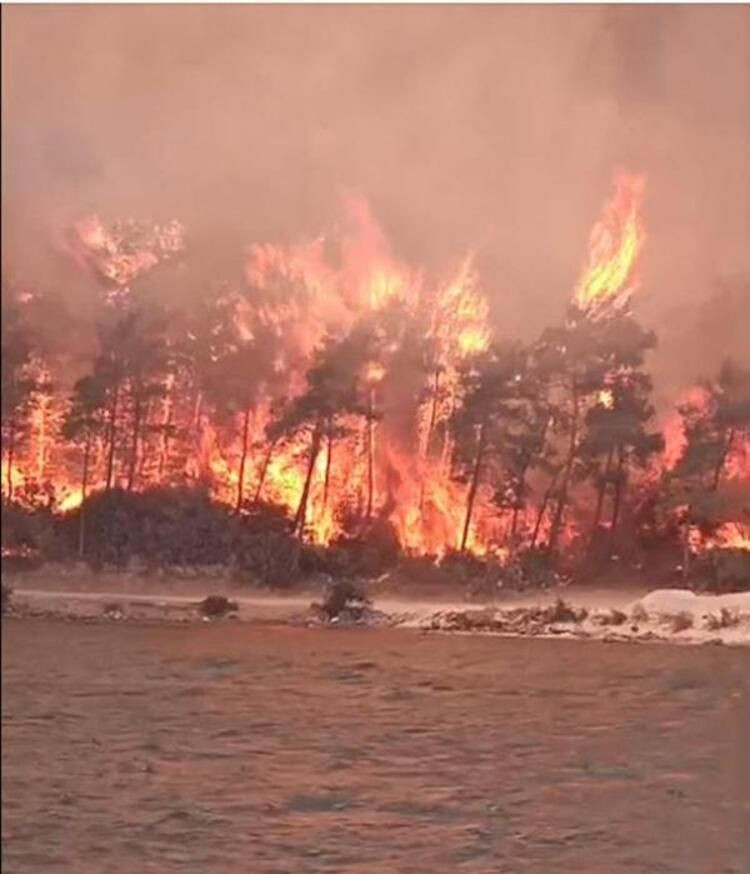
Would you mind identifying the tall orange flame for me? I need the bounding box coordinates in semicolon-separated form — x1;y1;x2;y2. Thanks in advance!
573;172;646;315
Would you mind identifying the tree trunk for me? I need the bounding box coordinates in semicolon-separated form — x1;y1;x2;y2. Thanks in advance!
530;472;558;549
5;418;16;502
366;391;376;520
323;430;333;508
158;396;174;481
608;447;626;552
548;379;579;553
418;369;441;513
126;389;144;492
294;427;321;537
681;514;691;584
590;446;614;547
253;439;276;503
235;407;251;514
509;453;533;544
78;434;91;558
711;428;735;491
460;420;487;552
425;368;441;457
105;384;120;491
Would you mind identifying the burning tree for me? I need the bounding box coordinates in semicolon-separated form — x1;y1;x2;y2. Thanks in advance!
664;358;750;580
1;291;38;501
450;342;528;552
3;170;746;590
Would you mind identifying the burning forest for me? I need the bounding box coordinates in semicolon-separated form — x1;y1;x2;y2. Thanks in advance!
2;172;749;592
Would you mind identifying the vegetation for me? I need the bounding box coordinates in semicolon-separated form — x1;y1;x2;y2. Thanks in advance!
2;224;749;594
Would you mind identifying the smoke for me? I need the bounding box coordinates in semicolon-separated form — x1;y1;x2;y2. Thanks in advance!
3;6;749;389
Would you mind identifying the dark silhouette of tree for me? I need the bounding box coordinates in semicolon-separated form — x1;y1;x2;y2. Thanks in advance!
62;374;108;554
1;291;41;501
451;342;527;551
87;303;171;492
271;330;373;537
579;317;664;552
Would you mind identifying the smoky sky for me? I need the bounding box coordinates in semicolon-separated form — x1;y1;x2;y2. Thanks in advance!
2;5;749;398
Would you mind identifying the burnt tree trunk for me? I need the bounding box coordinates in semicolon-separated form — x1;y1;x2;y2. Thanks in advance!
711;428;735;492
104;384;120;491
681;512;692;584
78;433;91;557
323;428;333;508
548;379;579;553
590;446;614;546
294;426;322;537
126;388;144;492
418;373;441;514
235;407;251;513
366;392;376;520
460;420;487;552
608;446;626;552
253;438;276;503
530;471;558;549
509;452;533;543
5;418;16;502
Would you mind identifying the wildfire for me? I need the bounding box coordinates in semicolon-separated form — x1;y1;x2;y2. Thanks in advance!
4;174;747;569
66;214;186;289
573;172;646;316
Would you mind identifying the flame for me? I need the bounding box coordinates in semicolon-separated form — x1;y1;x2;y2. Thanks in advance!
58;488;84;513
66;215;185;289
574;172;645;315
9;178;745;565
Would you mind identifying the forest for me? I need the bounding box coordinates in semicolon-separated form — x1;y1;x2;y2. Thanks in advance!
2;175;749;593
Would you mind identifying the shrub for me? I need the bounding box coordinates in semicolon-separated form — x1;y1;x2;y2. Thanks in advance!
318;579;371;620
670;611;694;633
704;608;741;631
233;501;301;587
199;595;239;617
68;486;235;569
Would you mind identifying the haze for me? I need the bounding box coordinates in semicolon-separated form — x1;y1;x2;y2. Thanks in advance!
3;5;749;400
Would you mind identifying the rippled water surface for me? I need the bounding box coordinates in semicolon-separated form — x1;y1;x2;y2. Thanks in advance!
3;619;750;873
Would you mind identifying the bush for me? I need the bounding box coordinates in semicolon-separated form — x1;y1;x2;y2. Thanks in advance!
307;520;400;580
199;595;239;617
670;611;694;633
68;486;236;569
704;608;741;631
1;501;57;569
318;579;371;620
233;501;301;587
701;549;750;594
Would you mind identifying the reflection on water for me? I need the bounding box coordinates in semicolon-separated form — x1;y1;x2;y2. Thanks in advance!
2;620;749;873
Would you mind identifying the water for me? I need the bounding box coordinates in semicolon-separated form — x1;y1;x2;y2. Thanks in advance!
2;620;749;873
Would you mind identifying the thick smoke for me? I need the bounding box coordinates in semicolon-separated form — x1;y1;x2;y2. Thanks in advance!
2;6;749;397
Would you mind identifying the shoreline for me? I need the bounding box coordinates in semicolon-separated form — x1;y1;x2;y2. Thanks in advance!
4;584;749;648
